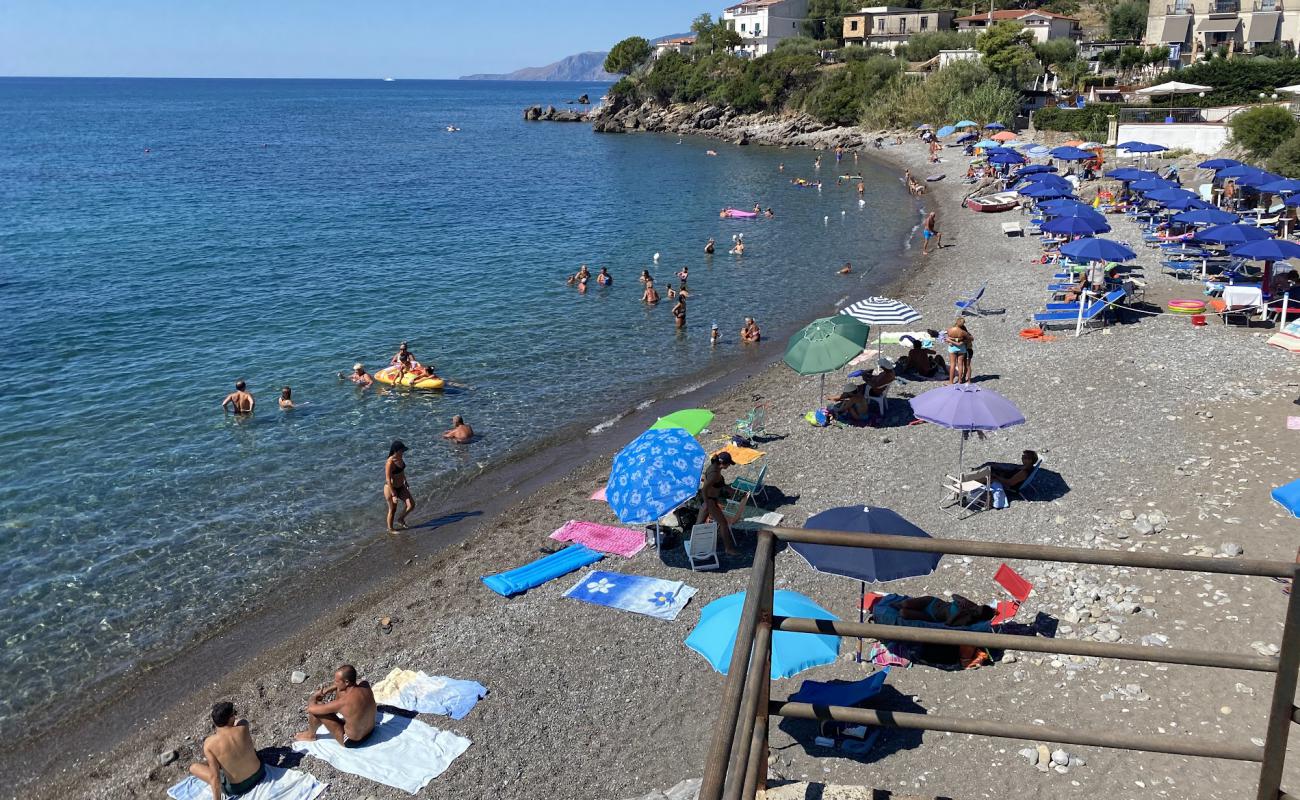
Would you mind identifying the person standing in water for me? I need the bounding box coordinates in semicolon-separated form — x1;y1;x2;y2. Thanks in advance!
278;387;294;409
344;363;373;388
704;238;715;254
221;381;255;414
922;211;942;255
442;415;474;443
597;267;612;286
642;282;660;304
672;295;686;329
384;440;414;532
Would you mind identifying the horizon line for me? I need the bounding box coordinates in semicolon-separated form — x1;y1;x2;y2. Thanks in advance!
0;74;616;82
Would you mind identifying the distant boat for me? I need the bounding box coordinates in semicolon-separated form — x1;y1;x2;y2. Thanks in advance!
382;77;396;82
446;125;460;132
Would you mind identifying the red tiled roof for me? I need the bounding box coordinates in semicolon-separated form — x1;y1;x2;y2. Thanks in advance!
955;8;1078;21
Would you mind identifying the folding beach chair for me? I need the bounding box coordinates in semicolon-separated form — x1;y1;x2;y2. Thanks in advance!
940;472;989;519
726;463;768;515
868;383;891;418
683;523;719;571
736;404;767;440
1007;457;1044;501
990;563;1034;626
954;284;987;316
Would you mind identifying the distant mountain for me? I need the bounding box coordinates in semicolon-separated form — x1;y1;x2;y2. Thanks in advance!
460;51;618;82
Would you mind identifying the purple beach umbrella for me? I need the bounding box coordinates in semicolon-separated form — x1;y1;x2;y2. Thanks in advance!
909;383;1026;470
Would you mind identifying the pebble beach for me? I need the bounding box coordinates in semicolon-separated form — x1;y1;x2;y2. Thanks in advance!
15;131;1300;800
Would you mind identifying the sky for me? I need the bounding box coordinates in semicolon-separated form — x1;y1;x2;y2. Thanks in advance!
0;0;709;78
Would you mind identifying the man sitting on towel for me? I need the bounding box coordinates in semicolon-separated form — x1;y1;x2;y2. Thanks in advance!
190;701;266;798
295;664;377;747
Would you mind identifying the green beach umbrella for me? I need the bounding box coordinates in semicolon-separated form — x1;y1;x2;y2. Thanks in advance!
784;315;872;403
649;408;714;436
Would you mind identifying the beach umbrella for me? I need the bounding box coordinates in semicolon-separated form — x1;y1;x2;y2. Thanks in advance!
1025;144;1050;157
1229;239;1300;261
1136;81;1213;119
840;296;922;327
974;139;1000;150
794;505;943;662
909;383;1025;471
1061;139;1085;147
1145;187;1199;205
1237;172;1285;190
936;125;956;138
1106;168;1157;181
1217;164;1266;181
991;130;1017;142
984;122;1006;130
1042;216;1110;236
1017;164;1057;175
1015;172;1069;184
1273;477;1300;519
1060;237;1136;262
649;408;714;436
1078;141;1105;150
1287;195;1300;208
1195;223;1272;246
1037;198;1092;214
784;315;872;402
1280;85;1300;95
1199;158;1243;170
685;590;840;680
605;428;707;525
988;152;1026;166
1018;183;1073;199
1130;178;1179;193
1049;146;1095;161
1171;207;1239;226
1260;179;1300;195
957;133;978;144
1162;195;1212;211
954;120;978;129
1117;141;1167;153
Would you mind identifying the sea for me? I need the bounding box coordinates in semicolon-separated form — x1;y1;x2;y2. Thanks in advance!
0;77;916;734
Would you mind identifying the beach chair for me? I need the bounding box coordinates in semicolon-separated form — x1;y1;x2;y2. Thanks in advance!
736;404;767;440
1008;457;1044;501
683;523;720;571
990;563;1034;626
955;284;987;316
868;383;891;418
940;473;989;519
727;462;768;509
1034;289;1124;331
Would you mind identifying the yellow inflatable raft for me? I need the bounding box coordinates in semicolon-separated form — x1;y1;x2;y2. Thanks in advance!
375;366;446;390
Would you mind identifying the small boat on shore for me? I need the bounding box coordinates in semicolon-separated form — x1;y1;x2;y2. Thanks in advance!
964;191;1019;213
374;366;446;390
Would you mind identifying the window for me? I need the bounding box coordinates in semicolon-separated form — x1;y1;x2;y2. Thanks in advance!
920;15;929;29
900;17;907;32
850;19;859;30
877;17;885;30
740;22;746;31
754;23;762;35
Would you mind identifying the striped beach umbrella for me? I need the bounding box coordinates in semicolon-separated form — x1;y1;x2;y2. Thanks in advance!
840;296;922;327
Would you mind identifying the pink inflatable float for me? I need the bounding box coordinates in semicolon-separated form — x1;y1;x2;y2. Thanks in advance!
721;208;758;218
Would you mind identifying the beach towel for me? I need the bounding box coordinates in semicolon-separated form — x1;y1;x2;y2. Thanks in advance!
563;570;697;621
790;667;891;706
590;485;607;501
290;713;469;795
481;544;603;597
1267;320;1300;353
710;443;765;465
733;511;784;531
549;520;645;558
167;765;326;800
372;668;487;720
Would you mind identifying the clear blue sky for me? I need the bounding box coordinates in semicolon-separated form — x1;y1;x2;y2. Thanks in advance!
0;0;710;78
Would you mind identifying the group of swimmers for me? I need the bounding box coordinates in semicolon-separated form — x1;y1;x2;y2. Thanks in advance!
566;264;613;293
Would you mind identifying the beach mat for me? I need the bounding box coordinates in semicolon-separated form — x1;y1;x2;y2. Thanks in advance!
549;520;645;558
168;764;326;800
371;668;487;720
481;544;603;597
790;666;891;707
290;712;469;795
710;443;765;465
563;570;697;621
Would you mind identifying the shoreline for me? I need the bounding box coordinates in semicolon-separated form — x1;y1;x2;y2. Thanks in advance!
6;128;929;795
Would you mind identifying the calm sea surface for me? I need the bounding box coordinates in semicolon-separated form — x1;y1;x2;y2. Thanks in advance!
0;77;914;731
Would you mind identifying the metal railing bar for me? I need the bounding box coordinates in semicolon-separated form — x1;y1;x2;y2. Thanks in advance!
739;562;775;800
770;701;1265;762
1255;565;1300;799
772;616;1280;673
723;618;771;800
699;531;776;800
1291;705;1300;725
769;526;1294;579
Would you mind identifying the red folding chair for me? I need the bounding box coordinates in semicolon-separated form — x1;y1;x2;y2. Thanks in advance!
990;563;1033;625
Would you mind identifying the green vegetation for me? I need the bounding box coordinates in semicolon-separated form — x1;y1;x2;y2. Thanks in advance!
1108;1;1149;40
975;21;1041;85
1229;105;1298;160
895;30;979;63
1147;57;1300;106
1268;132;1300;178
1032;103;1118;141
802;0;857;41
604;37;652;75
691;13;742;56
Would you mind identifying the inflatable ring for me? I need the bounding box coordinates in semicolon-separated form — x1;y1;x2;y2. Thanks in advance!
374;366;446;390
1019;328;1045;339
1168;299;1206;314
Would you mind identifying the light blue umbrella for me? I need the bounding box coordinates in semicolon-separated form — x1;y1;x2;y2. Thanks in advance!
936;125;956;138
1274;478;1300;518
954;120;978;129
685;590;840;679
606;428;707;524
974;139;999;149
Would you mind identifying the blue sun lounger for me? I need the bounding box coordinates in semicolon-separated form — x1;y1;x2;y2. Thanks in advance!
481;544;603;597
1034;289;1125;329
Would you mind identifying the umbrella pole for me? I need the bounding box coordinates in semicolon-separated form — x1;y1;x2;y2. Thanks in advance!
858;580;866;663
819;373;825;409
959;430;967;474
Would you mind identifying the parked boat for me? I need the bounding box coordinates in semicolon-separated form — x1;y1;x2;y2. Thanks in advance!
964;191;1020;213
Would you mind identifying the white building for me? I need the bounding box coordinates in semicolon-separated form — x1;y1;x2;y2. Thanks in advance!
954;9;1082;43
722;0;811;57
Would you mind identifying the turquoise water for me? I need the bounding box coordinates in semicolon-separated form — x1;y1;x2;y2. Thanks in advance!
0;78;914;731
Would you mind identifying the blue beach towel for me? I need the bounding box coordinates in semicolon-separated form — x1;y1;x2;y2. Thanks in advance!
790;667;891;707
481;544;603;597
562;569;698;621
1273;478;1300;518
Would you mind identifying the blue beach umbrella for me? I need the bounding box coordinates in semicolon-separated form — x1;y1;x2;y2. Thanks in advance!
1050;146;1095;161
985;122;1006;130
606;428;707;524
1163;196;1212;211
1117;141;1168;153
1019;183;1073;199
1229;239;1300;261
954;120;978;129
1060;238;1136;263
1017;164;1057;175
1144;188;1200;206
989;152;1026;165
1106;168;1157;181
974;139;1000;149
1260;179;1300;195
1172;207;1239;226
1130;178;1178;193
1199;158;1243;170
1237;171;1284;189
1042;216;1110;236
685;590;840;679
1287;195;1300;208
1218;165;1267;181
1042;206;1107;225
936;125;956;138
957;133;978;144
1195;224;1272;246
1273;478;1300;519
1015;172;1069;184
1037;198;1093;215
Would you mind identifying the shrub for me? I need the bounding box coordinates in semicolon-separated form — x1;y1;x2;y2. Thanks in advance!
805;55;903;124
1269;131;1300;177
896;30;979;62
1162;58;1300;105
1229;104;1298;159
1033;103;1119;136
951;81;1023;126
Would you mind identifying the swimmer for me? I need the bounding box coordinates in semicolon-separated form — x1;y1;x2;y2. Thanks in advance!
278;386;294;409
731;239;745;256
857;181;865;197
710;323;719;346
640;269;652;285
677;283;690;299
666;283;676;299
839;262;853;275
390;342;418;381
778;163;784;171
719;208;729;219
814;155;822;169
672;296;686;329
597;266;612;286
704;238;715;255
741;317;761;343
753;203;761;214
344;363;374;388
221;381;255;414
643;282;660;304
706;149;718;156
578;276;588;293
677;266;689;283
442;415;474;444
765;207;774;219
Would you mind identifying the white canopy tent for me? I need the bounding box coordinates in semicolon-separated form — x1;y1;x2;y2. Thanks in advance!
1136;81;1213;121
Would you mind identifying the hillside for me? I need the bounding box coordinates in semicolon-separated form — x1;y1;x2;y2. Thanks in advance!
460;51;617;82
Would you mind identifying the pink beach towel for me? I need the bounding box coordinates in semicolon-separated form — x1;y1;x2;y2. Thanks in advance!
590;485;607;501
550;520;645;559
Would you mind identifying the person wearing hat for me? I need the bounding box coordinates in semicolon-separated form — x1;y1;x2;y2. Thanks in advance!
344;363;374;388
741;317;761;343
698;451;738;555
868;358;896;399
384;440;414;532
827;381;870;424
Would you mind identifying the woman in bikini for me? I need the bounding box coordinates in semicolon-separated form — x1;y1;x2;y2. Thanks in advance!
384;440;414;532
946;318;972;385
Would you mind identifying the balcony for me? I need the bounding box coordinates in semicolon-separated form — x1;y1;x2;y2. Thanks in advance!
1163;4;1194;13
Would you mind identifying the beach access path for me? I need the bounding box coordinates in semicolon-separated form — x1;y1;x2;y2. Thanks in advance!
24;136;1300;800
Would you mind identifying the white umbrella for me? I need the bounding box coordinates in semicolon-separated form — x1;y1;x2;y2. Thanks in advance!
1277;84;1300;94
1136;81;1213;121
840;296;922;366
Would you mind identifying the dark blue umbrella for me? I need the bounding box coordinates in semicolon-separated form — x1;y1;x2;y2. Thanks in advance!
1019;183;1074;198
1218;165;1267;181
1163;196;1212;211
1237;171;1284;189
1117;141;1168;153
1043;205;1107;224
1230;239;1300;260
1050;146;1095;161
1195;224;1272;246
989;151;1026;165
1042;216;1110;235
1260;179;1300;195
957;132;978;144
1171;208;1239;226
1130;178;1179;193
1037;198;1091;213
1015;171;1069;183
1199;158;1242;170
795;507;942;584
1016;164;1057;175
1106;168;1158;181
1060;237;1136;262
1287;194;1300;208
984;122;1006;130
1145;187;1200;204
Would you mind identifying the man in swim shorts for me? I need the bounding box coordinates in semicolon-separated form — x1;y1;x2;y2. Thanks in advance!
221;381;255;414
294;664;376;747
189;702;266;799
922;211;941;255
443;415;474;443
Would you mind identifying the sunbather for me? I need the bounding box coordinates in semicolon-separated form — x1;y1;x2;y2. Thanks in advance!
827;383;870;424
963;450;1038;492
900;335;945;377
189;702;266;799
867;359;895;397
895;594;996;627
294;665;377;747
698;452;738;555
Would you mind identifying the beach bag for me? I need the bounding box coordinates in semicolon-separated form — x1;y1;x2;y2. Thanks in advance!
805;408;831;427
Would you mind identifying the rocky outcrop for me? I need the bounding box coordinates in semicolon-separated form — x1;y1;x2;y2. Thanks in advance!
522;104;589;122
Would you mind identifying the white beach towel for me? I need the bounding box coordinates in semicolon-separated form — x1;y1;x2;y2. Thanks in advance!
290;712;470;795
733;511;784;531
167;764;326;800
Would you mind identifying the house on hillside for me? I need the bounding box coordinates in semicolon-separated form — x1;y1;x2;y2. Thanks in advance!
653;35;696;59
842;7;958;50
1143;0;1297;64
722;0;810;57
955;9;1082;42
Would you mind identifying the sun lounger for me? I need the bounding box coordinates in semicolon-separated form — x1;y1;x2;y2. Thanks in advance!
790;667;891;707
291;713;469;795
168;765;327;800
1034;289;1125;330
955;284;986;315
481;544;603;597
1008;458;1044;500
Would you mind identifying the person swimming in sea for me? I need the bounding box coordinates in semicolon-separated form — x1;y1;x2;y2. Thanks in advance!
665;283;676;300
730;238;745;256
752;203;761;214
640;269;652;285
442;415;474;444
343;363;373;388
677;266;689;283
390;342;420;381
278;386;294;409
642;282;660;305
764;207;774;219
705;238;715;254
221;380;254;414
597;266;612;286
839;262;853;275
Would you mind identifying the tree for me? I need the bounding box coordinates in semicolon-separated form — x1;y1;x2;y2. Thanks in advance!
1033;38;1077;69
1268;131;1300;178
1054;59;1091;94
896;30;979;62
1229;104;1298;159
604;36;652;75
1144;44;1170;65
951;81;1023;125
802;0;854;42
1109;1;1148;40
691;14;742;57
976;21;1039;85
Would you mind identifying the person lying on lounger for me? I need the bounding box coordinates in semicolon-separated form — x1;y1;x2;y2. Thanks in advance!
295;664;377;747
963;450;1038;492
190;702;266;799
895;594;996;627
